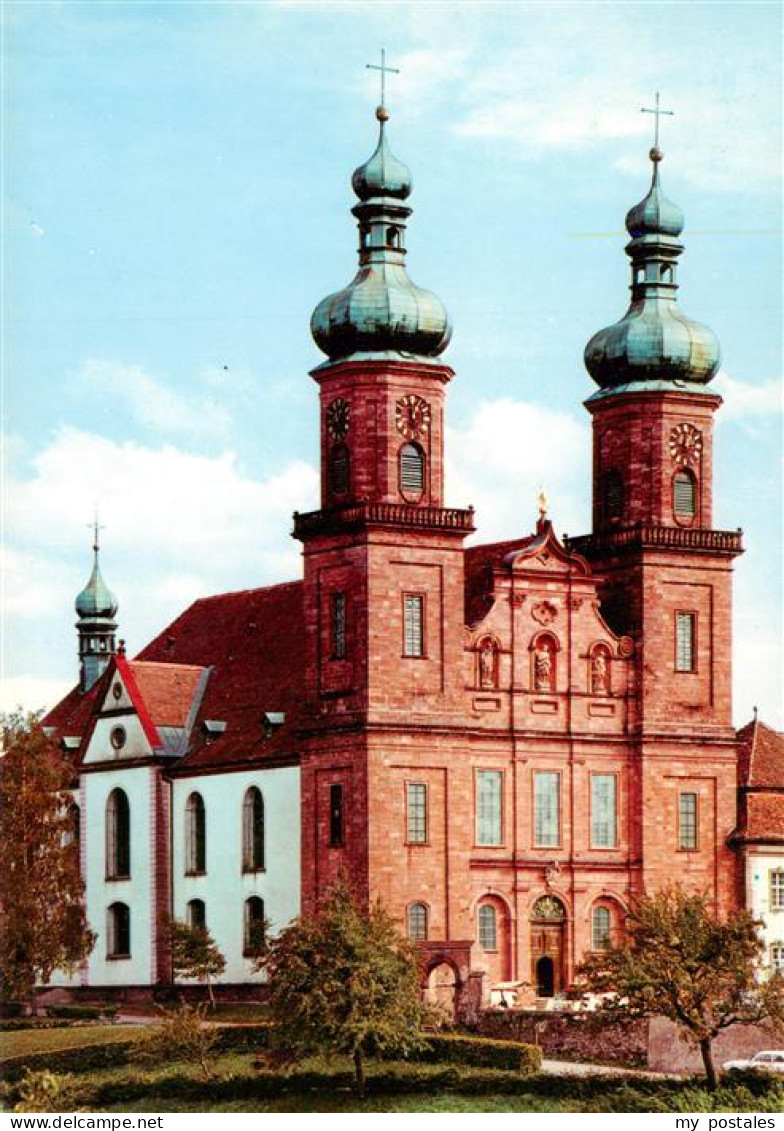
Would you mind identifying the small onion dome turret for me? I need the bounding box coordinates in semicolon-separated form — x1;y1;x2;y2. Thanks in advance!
75;546;118;619
584;147;720;392
311;106;451;362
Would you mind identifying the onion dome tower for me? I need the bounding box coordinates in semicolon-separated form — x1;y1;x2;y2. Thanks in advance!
567;97;742;742
310;106;451;362
75;523;118;691
584;145;720;392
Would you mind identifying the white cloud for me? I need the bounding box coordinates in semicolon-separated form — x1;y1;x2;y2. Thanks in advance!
0;677;73;717
446;398;591;543
4;428;319;693
76;359;236;443
713;370;782;421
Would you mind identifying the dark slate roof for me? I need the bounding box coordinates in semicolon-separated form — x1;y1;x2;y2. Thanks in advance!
464;536;534;627
45;581;305;774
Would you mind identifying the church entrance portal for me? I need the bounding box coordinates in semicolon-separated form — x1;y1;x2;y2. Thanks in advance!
425;962;458;1022
530;895;566;997
536;956;555;997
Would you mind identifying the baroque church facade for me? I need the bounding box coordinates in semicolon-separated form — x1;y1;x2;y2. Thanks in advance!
45;99;783;1009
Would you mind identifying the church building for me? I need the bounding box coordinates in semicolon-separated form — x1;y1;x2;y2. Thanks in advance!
44;93;781;1011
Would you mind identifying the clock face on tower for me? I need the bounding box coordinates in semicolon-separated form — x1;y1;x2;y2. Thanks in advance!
326;398;350;441
669;422;703;467
395;394;432;441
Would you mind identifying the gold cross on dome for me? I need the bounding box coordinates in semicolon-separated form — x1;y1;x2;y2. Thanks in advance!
87;510;105;553
366;48;400;110
641;91;674;149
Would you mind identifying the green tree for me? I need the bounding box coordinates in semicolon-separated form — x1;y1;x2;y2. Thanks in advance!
257;881;426;1098
169;918;227;1007
0;712;95;1013
578;888;784;1090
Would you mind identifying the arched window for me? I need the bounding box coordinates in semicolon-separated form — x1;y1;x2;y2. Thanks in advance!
407;902;428;942
242;787;265;872
592;905;612;950
107;902;130;958
478;903;498;950
330;443;350;496
660;264;674;283
106;788;130;879
65;801;80;850
399;442;425;496
602;469;624;521
185;792;206;874
243;896;265;956
187;898;206;931
673;469;696;520
387;226;400;248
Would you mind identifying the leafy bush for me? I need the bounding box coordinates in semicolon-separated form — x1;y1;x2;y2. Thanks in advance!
47;1004;118;1022
134;1004;218;1080
11;1069;75;1113
0;1002;24;1019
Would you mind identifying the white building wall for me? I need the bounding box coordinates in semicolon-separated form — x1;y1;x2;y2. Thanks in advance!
171;766;300;984
83;765;157;985
746;847;784;974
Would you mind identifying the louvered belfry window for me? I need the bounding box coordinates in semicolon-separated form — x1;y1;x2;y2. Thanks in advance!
331;591;347;659
674;470;696;519
330;444;349;495
603;469;624;520
400;443;425;494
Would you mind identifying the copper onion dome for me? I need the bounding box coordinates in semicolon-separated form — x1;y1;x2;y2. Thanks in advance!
311;107;451;362
584;147;720;392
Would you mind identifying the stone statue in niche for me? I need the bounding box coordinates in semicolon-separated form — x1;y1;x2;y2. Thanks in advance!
534;645;553;692
478;638;497;689
591;650;609;695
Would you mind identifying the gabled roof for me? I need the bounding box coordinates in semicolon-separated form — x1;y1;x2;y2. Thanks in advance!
44;580;305;774
737;717;784;789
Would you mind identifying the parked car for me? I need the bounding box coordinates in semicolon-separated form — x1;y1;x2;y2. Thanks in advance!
722;1050;784;1074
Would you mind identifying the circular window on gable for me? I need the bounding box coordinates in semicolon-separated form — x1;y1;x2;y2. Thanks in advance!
110;726;127;751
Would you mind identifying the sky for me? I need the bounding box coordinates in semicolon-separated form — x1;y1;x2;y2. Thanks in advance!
3;0;782;727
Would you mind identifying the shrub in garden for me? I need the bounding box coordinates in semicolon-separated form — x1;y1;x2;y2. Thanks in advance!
135;1003;217;1080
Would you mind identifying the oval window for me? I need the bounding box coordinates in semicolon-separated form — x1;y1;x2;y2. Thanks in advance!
110;726;126;751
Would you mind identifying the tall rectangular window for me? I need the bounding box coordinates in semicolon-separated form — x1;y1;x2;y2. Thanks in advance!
675;612;696;672
590;774;618;848
329;784;344;847
406;783;427;844
678;792;698;850
331;591;346;659
476;770;503;846
403;594;424;657
534;772;560;848
771;870;784;911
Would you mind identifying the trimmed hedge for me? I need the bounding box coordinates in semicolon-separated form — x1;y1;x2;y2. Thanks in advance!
0;1019;76;1032
406;1033;541;1074
47;1005;118;1022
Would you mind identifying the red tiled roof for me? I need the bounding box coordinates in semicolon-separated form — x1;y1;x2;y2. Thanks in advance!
464;536;534;627
137;581;304;771
745;794;784;843
737;718;784;789
125;661;205;728
44;580;305;773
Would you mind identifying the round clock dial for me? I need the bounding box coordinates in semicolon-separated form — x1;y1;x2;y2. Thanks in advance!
326;398;350;441
395;394;432;441
669;423;703;467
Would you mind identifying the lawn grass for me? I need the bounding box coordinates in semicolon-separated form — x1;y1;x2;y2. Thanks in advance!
7;1050;782;1115
0;1023;144;1060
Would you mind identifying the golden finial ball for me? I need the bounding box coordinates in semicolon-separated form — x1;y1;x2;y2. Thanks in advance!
376;105;389;122
650;146;663;163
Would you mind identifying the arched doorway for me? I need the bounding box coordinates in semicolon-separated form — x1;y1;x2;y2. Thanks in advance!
425;961;458;1022
536;956;555;997
530;895;566;998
